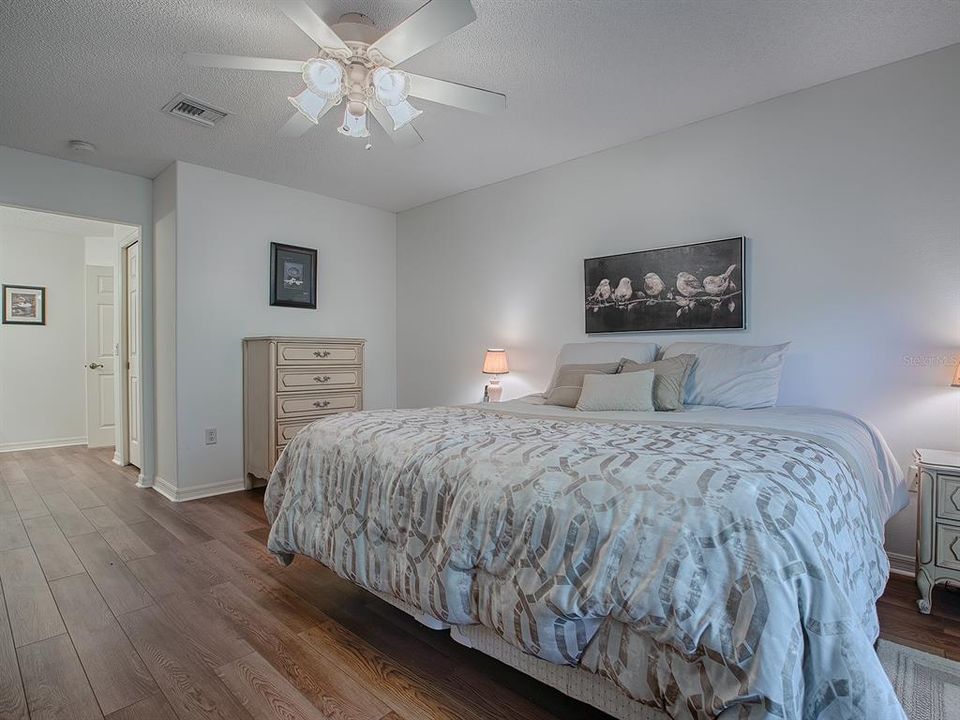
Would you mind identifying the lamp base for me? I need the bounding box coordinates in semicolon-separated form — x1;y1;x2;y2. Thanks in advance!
484;379;503;403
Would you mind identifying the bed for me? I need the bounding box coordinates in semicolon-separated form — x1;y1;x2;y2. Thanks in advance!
264;342;909;720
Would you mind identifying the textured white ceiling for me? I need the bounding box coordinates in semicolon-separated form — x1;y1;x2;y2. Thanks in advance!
1;1;959;211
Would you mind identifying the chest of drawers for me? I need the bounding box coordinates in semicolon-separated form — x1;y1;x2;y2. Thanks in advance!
243;336;364;487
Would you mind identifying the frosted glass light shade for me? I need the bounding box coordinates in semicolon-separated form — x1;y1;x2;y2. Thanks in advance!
288;89;330;123
482;349;509;375
385;99;422;130
338;101;370;138
952;360;960;387
303;58;343;100
371;67;410;106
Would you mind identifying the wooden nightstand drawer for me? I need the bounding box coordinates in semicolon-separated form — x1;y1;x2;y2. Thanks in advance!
935;523;960;571
276;367;361;393
936;473;960;523
276;342;362;366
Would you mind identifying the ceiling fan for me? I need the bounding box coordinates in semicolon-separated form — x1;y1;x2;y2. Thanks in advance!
185;0;505;147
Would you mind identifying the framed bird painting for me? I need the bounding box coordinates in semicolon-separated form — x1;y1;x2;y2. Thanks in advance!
584;236;745;333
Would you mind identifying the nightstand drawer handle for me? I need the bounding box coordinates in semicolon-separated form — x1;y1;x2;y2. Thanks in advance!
313;400;331;408
313;350;331;358
313;375;331;383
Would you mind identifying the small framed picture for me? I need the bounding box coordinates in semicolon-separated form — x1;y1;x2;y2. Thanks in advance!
270;242;317;309
2;284;46;325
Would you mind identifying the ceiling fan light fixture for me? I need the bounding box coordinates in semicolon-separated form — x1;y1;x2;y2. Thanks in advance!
385;99;423;130
338;101;370;138
288;89;330;123
303;58;344;100
371;67;410;107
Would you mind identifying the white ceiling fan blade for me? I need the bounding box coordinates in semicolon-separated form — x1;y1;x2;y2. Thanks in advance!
184;53;304;73
274;0;350;53
279;112;319;138
368;104;423;148
406;74;505;114
368;0;476;66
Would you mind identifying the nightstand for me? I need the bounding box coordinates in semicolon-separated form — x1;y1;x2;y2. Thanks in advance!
915;448;960;614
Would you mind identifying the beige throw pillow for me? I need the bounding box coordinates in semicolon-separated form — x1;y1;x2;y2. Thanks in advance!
576;370;656;412
543;362;620;408
618;354;696;411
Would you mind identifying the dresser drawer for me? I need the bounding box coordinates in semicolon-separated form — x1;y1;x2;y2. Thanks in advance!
276;390;362;418
935;522;960;571
276;367;361;393
276;342;362;366
276;419;314;445
936;473;960;523
276;444;287;463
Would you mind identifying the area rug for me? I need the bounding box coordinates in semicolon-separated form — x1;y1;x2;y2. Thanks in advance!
880;639;960;719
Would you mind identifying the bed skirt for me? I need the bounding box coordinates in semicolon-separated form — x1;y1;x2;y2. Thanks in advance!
371;589;667;719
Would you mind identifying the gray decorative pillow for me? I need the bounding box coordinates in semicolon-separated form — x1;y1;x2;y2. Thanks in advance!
543;362;620;408
618;354;696;411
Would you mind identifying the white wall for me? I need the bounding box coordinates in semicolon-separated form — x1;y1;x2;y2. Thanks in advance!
397;44;960;557
0;224;86;449
161;162;397;496
84;235;116;267
153;163;178;488
0;146;155;479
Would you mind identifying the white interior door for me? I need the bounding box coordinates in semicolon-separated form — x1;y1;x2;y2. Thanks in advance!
84;265;115;448
126;242;142;468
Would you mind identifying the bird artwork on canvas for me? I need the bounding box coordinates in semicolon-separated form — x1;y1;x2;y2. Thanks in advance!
589;278;612;302
583;237;745;333
702;264;738;295
612;278;633;304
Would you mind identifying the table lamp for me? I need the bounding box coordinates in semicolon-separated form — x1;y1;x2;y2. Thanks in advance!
953;359;960;387
482;349;509;402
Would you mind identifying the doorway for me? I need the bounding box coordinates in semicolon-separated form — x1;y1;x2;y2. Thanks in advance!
0;204;143;474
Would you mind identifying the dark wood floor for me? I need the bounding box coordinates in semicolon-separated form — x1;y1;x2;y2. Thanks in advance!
0;447;956;720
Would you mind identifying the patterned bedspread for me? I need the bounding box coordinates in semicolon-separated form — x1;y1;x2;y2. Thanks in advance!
264;404;907;719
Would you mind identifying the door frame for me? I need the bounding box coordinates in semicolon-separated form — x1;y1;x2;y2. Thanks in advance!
113;230;144;482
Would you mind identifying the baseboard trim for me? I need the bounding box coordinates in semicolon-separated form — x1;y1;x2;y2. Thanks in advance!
888;551;915;578
0;437;87;453
148;476;245;502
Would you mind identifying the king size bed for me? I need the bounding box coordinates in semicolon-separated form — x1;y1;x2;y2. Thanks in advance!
264;341;909;719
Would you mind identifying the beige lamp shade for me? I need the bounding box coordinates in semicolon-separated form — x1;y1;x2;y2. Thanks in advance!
482;349;509;375
953;360;960;387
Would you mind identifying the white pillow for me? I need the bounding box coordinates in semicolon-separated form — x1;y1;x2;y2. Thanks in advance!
548;341;658;392
576;370;655;412
660;342;790;409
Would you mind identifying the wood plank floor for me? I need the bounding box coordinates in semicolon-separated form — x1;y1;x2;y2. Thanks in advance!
0;447;956;720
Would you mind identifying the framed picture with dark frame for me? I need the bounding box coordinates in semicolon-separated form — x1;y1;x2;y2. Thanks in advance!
270;242;317;309
2;284;46;325
584;236;745;333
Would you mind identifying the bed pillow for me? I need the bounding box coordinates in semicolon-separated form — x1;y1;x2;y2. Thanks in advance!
543;362;620;407
618;354;696;411
576;370;656;412
660;342;790;409
547;342;658;392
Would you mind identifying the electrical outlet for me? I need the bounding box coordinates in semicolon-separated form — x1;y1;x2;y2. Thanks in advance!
908;464;919;492
205;428;217;445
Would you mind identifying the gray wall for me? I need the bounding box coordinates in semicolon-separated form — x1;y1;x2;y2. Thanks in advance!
397;44;960;557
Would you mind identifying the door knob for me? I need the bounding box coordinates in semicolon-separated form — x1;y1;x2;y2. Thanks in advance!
87;362;104;370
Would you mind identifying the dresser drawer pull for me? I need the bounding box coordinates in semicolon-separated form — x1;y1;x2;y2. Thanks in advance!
313;400;331;408
313;375;331;383
313;350;331;358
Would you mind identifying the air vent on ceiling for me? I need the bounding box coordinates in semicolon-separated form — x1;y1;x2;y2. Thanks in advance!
161;93;228;127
